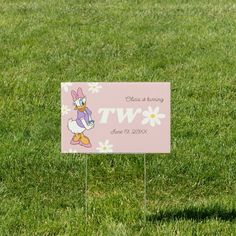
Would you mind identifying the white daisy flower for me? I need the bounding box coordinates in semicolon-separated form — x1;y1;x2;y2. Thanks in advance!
61;82;72;92
61;105;71;115
142;106;165;127
96;139;113;153
88;82;102;93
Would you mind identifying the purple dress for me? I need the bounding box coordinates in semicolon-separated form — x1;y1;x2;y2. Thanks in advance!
76;108;92;128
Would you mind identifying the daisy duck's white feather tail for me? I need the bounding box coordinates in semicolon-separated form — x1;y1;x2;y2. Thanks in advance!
68;119;85;134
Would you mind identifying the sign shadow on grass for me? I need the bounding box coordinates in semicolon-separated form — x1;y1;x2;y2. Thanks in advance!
147;206;236;222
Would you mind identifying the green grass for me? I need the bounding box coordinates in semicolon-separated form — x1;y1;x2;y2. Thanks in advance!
0;0;236;235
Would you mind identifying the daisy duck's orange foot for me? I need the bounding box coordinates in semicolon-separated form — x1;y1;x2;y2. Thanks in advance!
70;133;81;145
80;142;92;148
80;133;92;148
73;133;81;142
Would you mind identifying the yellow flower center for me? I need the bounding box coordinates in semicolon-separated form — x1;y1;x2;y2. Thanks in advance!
150;114;156;119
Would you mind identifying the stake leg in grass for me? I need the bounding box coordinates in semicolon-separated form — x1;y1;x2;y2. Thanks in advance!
85;155;88;228
144;154;147;223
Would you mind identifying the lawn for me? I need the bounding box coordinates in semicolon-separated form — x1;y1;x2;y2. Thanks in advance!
0;0;236;235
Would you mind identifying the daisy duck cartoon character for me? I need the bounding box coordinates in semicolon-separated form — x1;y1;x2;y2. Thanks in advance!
68;88;95;147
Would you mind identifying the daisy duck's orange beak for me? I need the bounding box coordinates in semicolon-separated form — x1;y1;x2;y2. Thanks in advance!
74;96;87;111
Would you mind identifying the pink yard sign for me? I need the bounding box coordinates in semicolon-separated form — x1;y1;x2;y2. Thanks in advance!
61;82;170;153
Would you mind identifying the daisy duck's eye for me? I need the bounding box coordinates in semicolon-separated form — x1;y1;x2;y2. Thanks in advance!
82;97;86;104
74;100;80;106
79;100;83;106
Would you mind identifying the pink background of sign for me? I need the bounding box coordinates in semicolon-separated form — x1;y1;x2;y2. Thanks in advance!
61;82;170;153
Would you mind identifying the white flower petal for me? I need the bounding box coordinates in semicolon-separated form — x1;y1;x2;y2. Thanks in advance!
96;140;113;153
157;113;165;119
142;111;150;117
69;148;76;153
61;83;72;92
88;83;102;93
61;105;71;115
155;119;161;125
96;147;103;152
98;142;103;147
150;119;156;127
142;117;150;125
148;106;153;113
154;106;160;114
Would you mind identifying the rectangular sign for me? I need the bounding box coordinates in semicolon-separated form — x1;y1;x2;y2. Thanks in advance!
61;82;170;153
